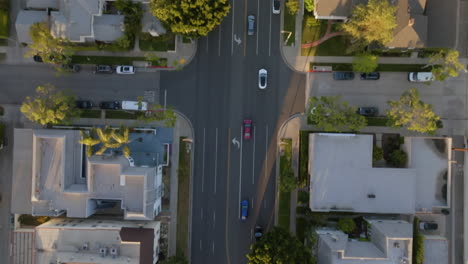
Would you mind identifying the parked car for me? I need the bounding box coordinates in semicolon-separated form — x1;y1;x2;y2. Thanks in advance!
357;107;378;117
243;119;252;139
248;15;255;36
408;72;434;82
360;72;380;80
75;100;94;109
333;71;355;80
258;69;267;89
122;100;148;111
94;65;114;74
99;101;121;110
272;0;280;14
241;200;249;220
254;226;263;241
419;221;438;231
33;55;43;63
61;64;81;72
116;65;135;74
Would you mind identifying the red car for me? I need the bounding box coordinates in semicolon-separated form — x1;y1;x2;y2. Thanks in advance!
243;119;252;139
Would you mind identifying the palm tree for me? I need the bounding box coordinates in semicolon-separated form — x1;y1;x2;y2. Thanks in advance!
79;129;100;157
95;126;121;155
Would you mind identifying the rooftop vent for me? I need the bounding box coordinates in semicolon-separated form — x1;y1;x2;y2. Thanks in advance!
82;243;89;251
368;194;376;199
99;247;107;257
110;247;118;258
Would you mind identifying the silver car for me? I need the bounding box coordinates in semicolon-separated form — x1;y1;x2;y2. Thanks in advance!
258;69;267;89
248;15;255;36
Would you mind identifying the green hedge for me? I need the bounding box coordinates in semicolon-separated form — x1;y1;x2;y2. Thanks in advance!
310;63;431;72
80;110;101;119
366;117;388;126
413;217;424;264
71;55;168;66
299;131;309;188
298;190;309;205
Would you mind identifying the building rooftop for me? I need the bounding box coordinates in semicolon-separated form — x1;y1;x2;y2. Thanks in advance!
35;218;160;264
317;219;412;264
12;128;164;220
308;133;451;214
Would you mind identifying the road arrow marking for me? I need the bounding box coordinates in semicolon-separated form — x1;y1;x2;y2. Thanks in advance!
232;137;240;149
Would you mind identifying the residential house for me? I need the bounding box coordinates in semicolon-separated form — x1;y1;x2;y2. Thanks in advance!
316;219;412;264
11;129;163;221
34;218;161;264
308;133;451;214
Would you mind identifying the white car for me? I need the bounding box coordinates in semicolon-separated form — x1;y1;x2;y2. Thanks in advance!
116;65;135;74
408;72;434;82
272;0;280;14
258;69;267;89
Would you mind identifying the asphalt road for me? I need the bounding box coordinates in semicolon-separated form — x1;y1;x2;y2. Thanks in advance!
160;0;305;263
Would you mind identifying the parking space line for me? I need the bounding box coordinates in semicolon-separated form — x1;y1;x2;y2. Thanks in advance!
231;0;235;55
214;128;218;194
202;128;206;193
256;0;260;55
238;125;243;219
252;126;256;185
268;0;272;56
218;26;222;56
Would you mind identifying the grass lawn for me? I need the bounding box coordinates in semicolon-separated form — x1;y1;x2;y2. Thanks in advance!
71;55;168;67
300;14;324;56
69;43;130;52
283;8;296;46
278;138;292;230
310;62;428;72
80;109;102;119
0;9;9;46
177;137;191;258
366;116;389;126
139;32;176;52
315;35;349;56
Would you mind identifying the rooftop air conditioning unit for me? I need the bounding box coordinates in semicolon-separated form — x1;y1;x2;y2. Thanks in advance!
82;243;89;250
99;247;107;257
110;247;118;258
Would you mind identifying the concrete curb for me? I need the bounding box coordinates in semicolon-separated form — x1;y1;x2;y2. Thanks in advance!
180;39;198;69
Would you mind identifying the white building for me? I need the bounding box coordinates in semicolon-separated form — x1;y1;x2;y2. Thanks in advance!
317;219;412;264
35;218;161;264
12;129;163;220
308;133;451;214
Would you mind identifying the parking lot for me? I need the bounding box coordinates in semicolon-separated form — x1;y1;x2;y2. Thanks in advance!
307;72;468;135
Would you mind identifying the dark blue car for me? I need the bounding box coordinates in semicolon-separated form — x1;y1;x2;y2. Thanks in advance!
241;200;249;220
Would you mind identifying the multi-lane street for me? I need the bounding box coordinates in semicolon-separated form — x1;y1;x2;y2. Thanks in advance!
161;0;305;262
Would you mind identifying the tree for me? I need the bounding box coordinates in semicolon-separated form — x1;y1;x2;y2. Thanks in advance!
285;0;300;15
20;84;78;126
25;22;73;65
337;218;356;234
372;145;383;163
352;53;378;73
114;0;143;48
304;0;315;13
386;88;440;134
341;0;396;51
150;0;230;38
387;149;407;168
308;96;367;132
247;227;313;264
138;104;177;127
426;49;465;81
80;126;134;157
79;129;100;157
279;169;297;192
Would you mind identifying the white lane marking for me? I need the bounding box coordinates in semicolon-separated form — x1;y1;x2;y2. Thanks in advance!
256;0;260;55
252;125;256;185
214;128;218;194
268;0;272;56
201;207;204;220
218;26;222;56
202;128;206;193
164;89;167;110
212;241;215;254
265;125;268;180
251;198;254;209
231;0;236;55
238;125;243;219
213;211;216;229
200;239;203;250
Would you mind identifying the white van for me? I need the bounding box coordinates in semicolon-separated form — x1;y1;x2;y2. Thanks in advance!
408;72;434;82
121;100;148;111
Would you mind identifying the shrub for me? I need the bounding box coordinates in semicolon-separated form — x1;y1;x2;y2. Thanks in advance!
387;149;407;168
285;0;300;15
372;145;383;163
18;215;50;226
413;217;425;264
305;16;321;27
298;190;310;205
304;0;315;13
280;169;297;192
337;218;356;234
